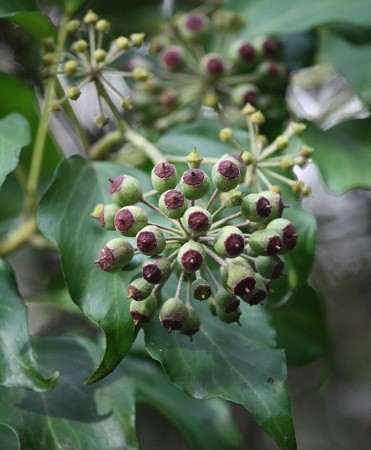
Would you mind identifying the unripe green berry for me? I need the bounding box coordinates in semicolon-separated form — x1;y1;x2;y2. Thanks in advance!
130;295;157;324
95;238;134;272
94;49;106;63
219;153;247;179
114;205;148;237
180;169;210;200
97;203;120;230
241;274;268;305
241;191;283;222
136;225;166;256
160;45;185;71
192;278;211;301
232;83;259;107
178;12;210;43
159;297;189;331
216;307;241;324
183;206;212;236
214;225;245;258
151;162;178;194
256;61;287;88
142;256;171;284
177;242;205;272
228;40;257;67
180;305;201;340
108;174;143;206
71;39;88;53
200;53;225;78
159;189;187;219
255;255;284;279
266;218;298;252
66;86;81;101
212;160;241;192
221;260;256;297
128;278;153;301
215;289;240;313
249;229;283;256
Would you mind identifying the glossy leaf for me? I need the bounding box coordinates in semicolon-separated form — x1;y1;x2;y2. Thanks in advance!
10;12;56;41
38;156;152;384
0;113;30;189
268;283;330;366
0;0;35;17
304;119;371;192
319;33;371;103
144;282;296;450
0;337;139;450
227;0;371;39
0;260;58;391
125;357;244;450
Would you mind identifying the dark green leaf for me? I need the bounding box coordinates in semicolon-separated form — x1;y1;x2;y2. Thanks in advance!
0;113;30;190
10;12;56;41
0;0;36;17
38;156;152;384
0;260;58;391
144;284;296;450
319;33;371;103
227;0;371;38
269;283;331;366
0;425;19;450
125;357;244;450
0;337;139;450
304;119;371;192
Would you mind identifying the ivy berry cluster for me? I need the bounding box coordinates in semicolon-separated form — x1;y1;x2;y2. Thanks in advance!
93;151;298;340
130;9;288;130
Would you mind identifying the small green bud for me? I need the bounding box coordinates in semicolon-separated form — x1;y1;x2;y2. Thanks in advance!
151;162;178;194
115;205;148;237
300;145;314;158
187;148;203;168
142;256;171;284
67;19;81;32
130;32;145;47
95;115;110;128
212;160;241;192
266;218;298;252
95;238;134;272
83;10;99;25
255;255;284;279
108;174;143;206
222;189;243;207
249;229;283;256
215;289;240;313
128;278;153;301
97;203;120;230
219;128;233;142
203;92;219;108
159;297;189;331
292;122;307;135
280;156;294;171
40;37;54;50
115;36;132;51
301;185;312;197
183;206;212;236
96;19;111;33
49;100;61;112
94;49;106;63
177;242;205;272
214;225;245;258
71;39;88;53
241;103;256;116
292;180;304;194
250;111;265;125
216;307;241;324
241;274;268;305
159;189;187;219
180;305;201;340
64;60;78;75
275;135;288;151
130;295;157;324
41;52;54;66
133;67;150;82
192;278;211;301
66;86;81;101
121;96;133;109
221;260;256;297
136;225;166;256
180;168;210;200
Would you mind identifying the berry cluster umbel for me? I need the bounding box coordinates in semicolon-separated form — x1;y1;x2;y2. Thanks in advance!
129;9;288;130
93;151;298;340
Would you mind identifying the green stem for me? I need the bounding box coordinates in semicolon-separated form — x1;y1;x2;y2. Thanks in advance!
89;130;122;160
0;218;37;256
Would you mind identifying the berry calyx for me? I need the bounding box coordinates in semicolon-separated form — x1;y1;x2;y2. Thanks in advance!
151;162;178;194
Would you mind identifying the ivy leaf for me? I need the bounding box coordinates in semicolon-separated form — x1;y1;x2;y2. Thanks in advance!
144;281;296;450
10;12;56;41
227;0;371;38
38;156;152;384
0;260;58;391
0;0;36;17
0;337;139;450
269;283;331;366
304;119;371;192
125;357;244;450
0;113;30;190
